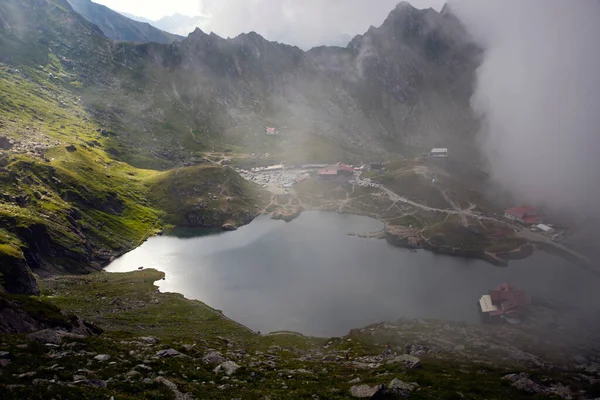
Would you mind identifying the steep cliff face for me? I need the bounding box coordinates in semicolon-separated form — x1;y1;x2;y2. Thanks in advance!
94;2;481;165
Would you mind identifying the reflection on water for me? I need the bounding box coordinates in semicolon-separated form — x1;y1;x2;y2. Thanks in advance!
106;212;599;337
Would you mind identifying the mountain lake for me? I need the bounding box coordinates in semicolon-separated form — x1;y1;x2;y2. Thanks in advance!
105;211;599;337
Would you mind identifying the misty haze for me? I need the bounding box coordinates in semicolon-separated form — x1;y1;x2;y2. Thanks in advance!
0;0;598;399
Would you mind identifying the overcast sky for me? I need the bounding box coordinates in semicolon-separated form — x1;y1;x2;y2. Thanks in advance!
93;0;445;48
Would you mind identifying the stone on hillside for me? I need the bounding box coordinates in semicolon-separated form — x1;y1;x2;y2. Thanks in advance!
0;351;10;359
503;373;545;394
203;351;226;365
18;372;37;379
221;223;237;231
139;336;160;345
94;354;111;362
350;384;382;398
0;359;11;367
374;378;417;398
125;370;142;380
27;329;87;345
349;377;361;383
85;379;107;388
386;354;422;369
156;348;184;358
73;374;87;381
214;361;241;376
65;144;77;152
155;376;195;400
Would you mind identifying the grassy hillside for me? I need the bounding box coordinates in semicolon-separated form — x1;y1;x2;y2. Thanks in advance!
0;269;589;399
0;58;267;293
146;165;269;228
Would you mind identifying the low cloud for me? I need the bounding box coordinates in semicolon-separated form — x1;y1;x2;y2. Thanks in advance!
450;0;600;219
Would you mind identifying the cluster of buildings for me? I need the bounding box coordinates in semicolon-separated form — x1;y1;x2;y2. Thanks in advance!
504;206;559;239
317;163;355;178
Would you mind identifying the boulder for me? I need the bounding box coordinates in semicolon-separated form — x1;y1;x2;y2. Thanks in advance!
155;376;195;400
0;351;10;359
221;223;237;231
139;336;160;345
371;378;418;398
386;355;422;369
125;370;142;380
156;348;184;358
503;373;546;395
65;144;77;152
202;351;226;365
350;384;382;398
213;361;241;376
94;354;111;362
27;329;86;345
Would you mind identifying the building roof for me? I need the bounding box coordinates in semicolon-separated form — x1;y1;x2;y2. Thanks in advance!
489;283;530;306
318;168;338;176
505;206;536;219
479;295;499;313
338;165;354;173
536;224;554;232
266;127;275;131
431;148;448;153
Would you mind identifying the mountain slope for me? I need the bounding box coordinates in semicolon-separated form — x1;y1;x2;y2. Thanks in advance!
83;3;481;168
66;0;183;44
0;0;265;295
0;0;481;294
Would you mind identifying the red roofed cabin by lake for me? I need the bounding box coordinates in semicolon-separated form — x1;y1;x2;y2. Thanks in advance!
504;206;541;225
478;283;531;323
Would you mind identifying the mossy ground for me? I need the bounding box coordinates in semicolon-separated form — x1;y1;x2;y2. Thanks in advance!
0;269;568;399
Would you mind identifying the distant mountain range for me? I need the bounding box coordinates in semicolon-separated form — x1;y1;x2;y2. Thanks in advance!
66;0;183;43
120;12;207;37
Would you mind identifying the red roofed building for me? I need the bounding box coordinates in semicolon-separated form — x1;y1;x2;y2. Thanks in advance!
318;167;338;177
266;127;277;135
337;163;354;176
504;206;541;225
478;283;530;323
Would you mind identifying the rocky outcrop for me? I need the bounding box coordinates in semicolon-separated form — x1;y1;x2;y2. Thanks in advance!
0;294;103;335
271;206;303;222
0;253;39;295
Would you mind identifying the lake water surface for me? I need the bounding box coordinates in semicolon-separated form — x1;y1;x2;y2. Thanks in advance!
106;211;599;337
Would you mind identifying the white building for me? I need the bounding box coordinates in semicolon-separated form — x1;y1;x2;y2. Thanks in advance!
536;224;555;234
430;148;448;158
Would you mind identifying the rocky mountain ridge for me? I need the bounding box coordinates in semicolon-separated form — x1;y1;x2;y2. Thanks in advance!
66;0;183;44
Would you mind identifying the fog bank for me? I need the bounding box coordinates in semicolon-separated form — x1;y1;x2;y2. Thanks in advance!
450;0;600;219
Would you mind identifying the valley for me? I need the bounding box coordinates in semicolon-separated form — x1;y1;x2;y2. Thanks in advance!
0;0;598;399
